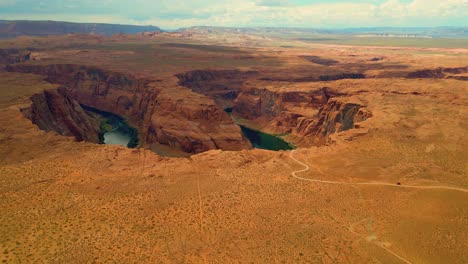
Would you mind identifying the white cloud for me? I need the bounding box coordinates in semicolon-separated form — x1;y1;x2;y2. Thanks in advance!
255;0;291;7
0;0;16;6
135;0;468;28
1;0;467;28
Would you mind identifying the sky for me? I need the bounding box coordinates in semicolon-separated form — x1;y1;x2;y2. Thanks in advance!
0;0;467;29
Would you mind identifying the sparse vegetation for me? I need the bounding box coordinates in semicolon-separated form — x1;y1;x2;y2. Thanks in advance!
0;28;467;263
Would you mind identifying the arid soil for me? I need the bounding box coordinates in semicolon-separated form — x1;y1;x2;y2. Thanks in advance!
0;33;467;263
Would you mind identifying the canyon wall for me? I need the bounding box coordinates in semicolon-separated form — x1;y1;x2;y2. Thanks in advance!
176;70;258;108
147;90;251;153
234;87;371;145
176;69;372;146
8;64;252;153
0;49;31;65
9;63;374;151
258;73;365;82
23;87;101;143
293;99;372;145
407;67;468;79
181;71;370;146
233;87;346;121
7;64;153;125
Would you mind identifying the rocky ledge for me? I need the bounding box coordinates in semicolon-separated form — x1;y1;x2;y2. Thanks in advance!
177;69;373;147
7;64;252;154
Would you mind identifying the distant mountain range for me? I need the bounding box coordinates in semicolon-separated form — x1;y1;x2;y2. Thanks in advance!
0;20;162;39
179;26;468;38
0;20;466;39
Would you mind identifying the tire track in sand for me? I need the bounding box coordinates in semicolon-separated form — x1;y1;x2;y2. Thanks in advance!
289;150;468;193
288;149;468;264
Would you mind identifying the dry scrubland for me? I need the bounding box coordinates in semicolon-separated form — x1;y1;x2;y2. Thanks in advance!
0;33;467;263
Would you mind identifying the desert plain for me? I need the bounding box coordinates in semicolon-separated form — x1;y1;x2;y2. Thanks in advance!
0;30;467;263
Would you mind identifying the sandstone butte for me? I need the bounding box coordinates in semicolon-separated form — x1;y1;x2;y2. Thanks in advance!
0;33;467;263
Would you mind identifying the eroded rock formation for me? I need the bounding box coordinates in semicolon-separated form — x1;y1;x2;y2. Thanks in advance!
294;99;372;145
0;49;31;65
147;91;252;153
407;66;468;79
176;70;258;108
9;62;375;152
258;73;365;82
232;86;371;145
8;64;252;154
300;55;338;66
23;87;101;142
175;68;373;147
233;87;346;121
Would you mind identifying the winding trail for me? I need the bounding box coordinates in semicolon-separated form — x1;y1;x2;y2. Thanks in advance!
288;149;468;264
289;150;468;193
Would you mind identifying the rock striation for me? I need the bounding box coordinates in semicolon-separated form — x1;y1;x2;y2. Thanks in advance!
176;70;258;108
294;99;372;145
23;87;101;142
8;64;252;154
176;69;373;146
233;86;371;145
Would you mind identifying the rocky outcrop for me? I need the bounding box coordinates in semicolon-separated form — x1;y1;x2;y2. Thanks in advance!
176;70;258;108
8;64;252;154
443;67;468;74
176;69;370;147
407;67;468;79
233;88;281;120
6;64;152;120
0;49;31;65
177;70;257;88
369;57;384;62
23;87;100;142
319;73;365;81
233;87;345;120
300;56;338;66
294;99;372;145
259;73;365;82
11;63;372;151
175;68;372;147
447;76;468;81
407;68;445;79
232;86;371;146
147;91;251;153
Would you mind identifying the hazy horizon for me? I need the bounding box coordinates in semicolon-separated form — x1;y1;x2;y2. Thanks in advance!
2;19;467;31
0;0;466;30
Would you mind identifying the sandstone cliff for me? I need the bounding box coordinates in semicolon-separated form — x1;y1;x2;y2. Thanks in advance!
8;64;252;154
23;87;101;143
233;87;345;121
232;86;371;146
294;99;372;145
175;68;373;147
147;90;251;153
176;70;257;108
